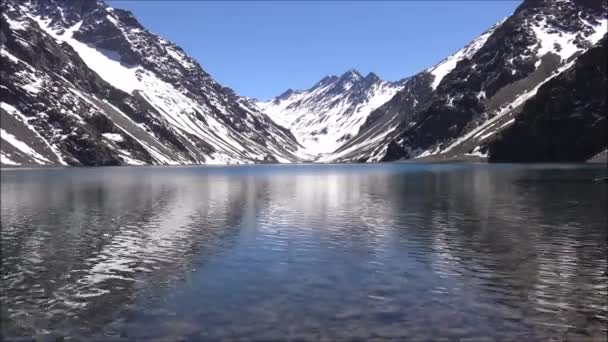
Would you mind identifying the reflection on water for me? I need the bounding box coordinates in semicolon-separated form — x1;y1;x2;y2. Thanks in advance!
1;164;606;340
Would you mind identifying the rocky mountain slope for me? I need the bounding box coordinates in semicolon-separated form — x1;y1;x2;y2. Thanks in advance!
488;34;606;162
1;0;304;167
2;0;605;167
322;0;607;163
257;70;405;157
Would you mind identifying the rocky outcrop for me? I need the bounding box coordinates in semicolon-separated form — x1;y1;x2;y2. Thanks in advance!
488;35;607;162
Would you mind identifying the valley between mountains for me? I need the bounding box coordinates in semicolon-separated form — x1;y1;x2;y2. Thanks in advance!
1;0;606;167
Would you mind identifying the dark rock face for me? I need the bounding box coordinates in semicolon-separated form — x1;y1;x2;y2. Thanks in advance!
1;0;303;167
489;35;607;162
360;73;434;132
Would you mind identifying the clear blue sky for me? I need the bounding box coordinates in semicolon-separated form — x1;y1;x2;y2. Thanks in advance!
109;1;522;100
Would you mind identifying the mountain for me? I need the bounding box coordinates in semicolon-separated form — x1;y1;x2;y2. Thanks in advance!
2;0;606;167
326;0;607;163
321;71;434;162
302;19;503;163
488;34;607;162
1;0;304;167
257;69;405;157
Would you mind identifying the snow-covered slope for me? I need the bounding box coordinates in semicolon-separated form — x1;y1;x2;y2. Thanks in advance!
1;0;303;167
310;18;506;163
319;72;434;163
2;0;605;166
327;0;607;163
427;18;507;90
257;70;404;156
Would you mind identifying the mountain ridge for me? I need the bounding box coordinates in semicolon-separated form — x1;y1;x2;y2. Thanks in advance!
2;0;606;166
257;68;407;156
321;0;607;163
1;0;305;166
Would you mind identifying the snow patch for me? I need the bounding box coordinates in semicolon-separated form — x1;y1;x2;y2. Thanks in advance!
531;17;607;64
2;14;28;31
0;47;23;64
1;153;20;165
416;145;442;159
1;129;51;164
32;18;141;94
102;133;124;142
465;146;488;158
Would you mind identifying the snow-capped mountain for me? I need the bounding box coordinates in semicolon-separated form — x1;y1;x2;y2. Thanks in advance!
257;69;405;156
2;0;605;167
1;0;303;166
327;0;607;163
318;19;506;163
320;72;434;163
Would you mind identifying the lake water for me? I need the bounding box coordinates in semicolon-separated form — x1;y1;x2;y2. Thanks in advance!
1;163;606;341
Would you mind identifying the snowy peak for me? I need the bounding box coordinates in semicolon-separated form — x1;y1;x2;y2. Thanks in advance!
336;70;387;93
364;72;381;83
334;70;362;91
275;88;297;102
338;68;362;82
304;69;386;95
331;69;372;93
257;70;404;156
311;75;339;91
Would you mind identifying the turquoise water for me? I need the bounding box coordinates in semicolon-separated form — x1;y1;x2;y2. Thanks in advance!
1;163;606;340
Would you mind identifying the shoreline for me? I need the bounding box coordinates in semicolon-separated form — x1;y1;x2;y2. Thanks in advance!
1;158;605;171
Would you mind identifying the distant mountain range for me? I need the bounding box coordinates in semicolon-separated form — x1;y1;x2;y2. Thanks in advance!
2;0;606;166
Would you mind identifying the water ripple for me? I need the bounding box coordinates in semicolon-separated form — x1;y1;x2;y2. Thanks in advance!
1;164;606;340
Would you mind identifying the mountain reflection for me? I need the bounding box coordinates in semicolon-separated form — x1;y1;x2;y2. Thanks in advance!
1;164;606;340
1;168;251;336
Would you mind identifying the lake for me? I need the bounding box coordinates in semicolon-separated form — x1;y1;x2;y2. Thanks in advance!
1;163;606;341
